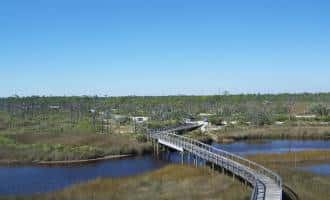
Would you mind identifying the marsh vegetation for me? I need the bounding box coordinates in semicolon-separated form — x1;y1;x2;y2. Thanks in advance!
1;94;330;199
0;133;151;164
3;165;250;200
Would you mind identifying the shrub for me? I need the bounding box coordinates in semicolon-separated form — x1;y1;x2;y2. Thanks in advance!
136;134;147;142
273;114;289;122
246;110;273;127
309;103;330;116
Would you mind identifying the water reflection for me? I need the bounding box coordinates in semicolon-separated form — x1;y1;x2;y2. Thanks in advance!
300;164;330;176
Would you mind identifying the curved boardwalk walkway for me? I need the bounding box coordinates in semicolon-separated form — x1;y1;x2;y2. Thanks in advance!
148;125;282;200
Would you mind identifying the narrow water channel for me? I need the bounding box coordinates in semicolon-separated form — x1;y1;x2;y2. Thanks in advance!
0;155;167;196
1;139;330;197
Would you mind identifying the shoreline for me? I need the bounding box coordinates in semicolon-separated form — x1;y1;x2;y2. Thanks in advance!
0;154;133;166
38;154;133;165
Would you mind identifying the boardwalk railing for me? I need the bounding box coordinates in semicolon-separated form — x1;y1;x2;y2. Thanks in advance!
148;129;282;200
149;123;202;134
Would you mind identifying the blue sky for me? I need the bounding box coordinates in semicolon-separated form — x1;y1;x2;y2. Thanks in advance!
0;0;329;97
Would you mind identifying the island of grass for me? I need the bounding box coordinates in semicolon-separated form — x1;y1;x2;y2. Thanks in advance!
0;133;151;164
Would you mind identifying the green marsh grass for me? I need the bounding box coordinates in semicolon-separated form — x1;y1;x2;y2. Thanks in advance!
0;133;152;164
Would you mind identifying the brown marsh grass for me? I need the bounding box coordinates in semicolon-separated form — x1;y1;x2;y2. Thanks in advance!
34;165;251;200
0;133;152;163
247;150;330;164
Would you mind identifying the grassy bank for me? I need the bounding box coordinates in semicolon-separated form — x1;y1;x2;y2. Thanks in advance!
0;133;151;164
183;125;330;145
247;150;330;164
4;165;250;200
210;125;330;142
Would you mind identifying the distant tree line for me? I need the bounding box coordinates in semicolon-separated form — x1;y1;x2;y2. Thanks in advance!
0;93;329;130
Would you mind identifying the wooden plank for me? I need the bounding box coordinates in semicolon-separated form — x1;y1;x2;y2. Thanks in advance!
158;139;184;152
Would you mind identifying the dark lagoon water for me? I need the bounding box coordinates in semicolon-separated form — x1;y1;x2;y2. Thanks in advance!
300;164;330;176
1;139;330;196
213;140;330;155
0;156;167;196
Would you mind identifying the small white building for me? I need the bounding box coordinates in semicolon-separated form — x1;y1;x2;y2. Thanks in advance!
275;121;285;125
132;116;149;123
184;118;209;133
89;109;96;113
198;113;215;117
49;105;60;110
184;118;195;124
199;121;209;133
295;114;317;119
230;121;238;125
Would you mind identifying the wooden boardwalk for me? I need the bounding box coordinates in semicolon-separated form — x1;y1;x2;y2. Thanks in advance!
148;126;282;200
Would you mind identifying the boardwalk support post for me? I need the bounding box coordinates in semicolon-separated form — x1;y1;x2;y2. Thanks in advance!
156;142;159;156
188;152;190;164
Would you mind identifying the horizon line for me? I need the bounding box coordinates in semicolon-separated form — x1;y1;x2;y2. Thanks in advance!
1;91;330;98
